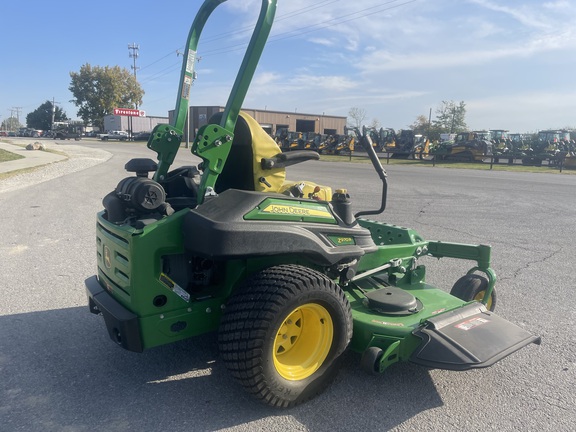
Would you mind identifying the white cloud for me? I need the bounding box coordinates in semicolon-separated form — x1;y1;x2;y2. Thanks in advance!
356;29;576;73
468;0;552;30
308;37;336;47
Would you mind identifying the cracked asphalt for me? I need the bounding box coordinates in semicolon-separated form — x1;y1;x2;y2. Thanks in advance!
1;141;575;431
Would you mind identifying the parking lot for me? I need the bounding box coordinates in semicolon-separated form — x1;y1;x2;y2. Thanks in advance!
0;139;575;431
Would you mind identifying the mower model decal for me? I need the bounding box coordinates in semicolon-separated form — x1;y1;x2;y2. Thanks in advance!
431;308;447;315
261;204;333;218
328;236;356;246
455;317;489;331
371;320;405;327
159;273;190;302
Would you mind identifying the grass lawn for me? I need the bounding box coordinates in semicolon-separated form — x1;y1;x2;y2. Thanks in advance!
319;153;576;174
0;148;24;163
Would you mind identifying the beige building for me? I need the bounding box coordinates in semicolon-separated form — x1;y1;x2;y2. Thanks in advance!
170;106;347;140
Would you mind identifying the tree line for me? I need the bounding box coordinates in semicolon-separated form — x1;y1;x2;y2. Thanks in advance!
1;64;144;132
348;101;468;141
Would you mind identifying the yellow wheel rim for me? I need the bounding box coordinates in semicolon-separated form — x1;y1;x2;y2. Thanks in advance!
273;303;333;381
474;290;493;310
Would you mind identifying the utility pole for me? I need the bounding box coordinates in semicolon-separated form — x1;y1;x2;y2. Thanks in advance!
128;43;140;80
12;106;22;124
51;97;61;131
128;43;140;137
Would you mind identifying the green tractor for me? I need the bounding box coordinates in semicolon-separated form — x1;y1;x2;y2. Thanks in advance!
86;0;540;408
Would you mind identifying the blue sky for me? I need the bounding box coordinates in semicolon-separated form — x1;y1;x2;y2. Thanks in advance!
1;0;575;133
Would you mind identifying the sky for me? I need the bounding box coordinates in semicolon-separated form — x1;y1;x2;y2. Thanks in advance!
1;0;576;133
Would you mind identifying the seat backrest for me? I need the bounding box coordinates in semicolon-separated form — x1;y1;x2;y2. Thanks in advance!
213;111;286;193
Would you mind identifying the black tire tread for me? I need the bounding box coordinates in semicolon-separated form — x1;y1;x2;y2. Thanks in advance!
218;264;352;408
450;274;497;312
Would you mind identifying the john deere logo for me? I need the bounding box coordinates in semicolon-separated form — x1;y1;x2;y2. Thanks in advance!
103;246;112;269
262;204;332;218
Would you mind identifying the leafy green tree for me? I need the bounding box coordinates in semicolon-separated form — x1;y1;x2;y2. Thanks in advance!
410;101;468;141
432;100;467;134
69;64;144;129
1;117;22;132
26;101;69;131
408;114;430;135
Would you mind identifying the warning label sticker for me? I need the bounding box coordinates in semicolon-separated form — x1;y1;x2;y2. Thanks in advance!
455;317;489;331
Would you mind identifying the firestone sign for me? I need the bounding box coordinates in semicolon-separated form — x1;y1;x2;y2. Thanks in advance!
113;108;146;117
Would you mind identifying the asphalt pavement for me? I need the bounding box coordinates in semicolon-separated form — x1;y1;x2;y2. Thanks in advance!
1;139;575;431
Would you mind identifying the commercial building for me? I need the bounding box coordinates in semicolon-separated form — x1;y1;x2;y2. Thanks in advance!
169;106;347;140
103;114;169;134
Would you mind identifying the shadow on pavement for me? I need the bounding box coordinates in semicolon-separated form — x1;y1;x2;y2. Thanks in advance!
0;307;442;431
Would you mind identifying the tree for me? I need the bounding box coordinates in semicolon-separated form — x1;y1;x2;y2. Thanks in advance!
410;101;468;141
26;101;69;131
69;64;144;129
348;107;367;128
408;114;430;135
432;100;467;134
1;117;22;132
369;118;381;129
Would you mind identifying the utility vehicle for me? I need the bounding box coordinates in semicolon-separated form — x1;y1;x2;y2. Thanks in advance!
86;0;540;408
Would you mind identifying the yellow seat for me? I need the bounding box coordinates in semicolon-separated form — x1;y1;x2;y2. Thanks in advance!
214;111;332;201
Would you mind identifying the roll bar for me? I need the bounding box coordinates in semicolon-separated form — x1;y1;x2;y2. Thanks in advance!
149;0;277;202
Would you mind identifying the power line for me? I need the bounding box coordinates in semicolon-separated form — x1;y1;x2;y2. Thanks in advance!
197;0;344;46
137;0;416;84
201;0;416;57
137;0;344;72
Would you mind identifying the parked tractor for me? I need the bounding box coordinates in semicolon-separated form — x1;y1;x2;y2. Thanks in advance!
432;131;492;162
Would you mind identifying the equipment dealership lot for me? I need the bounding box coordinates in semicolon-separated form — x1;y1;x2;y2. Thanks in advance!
0;139;574;431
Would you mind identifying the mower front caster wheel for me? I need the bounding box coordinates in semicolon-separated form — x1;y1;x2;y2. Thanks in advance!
450;274;496;311
218;264;353;408
360;347;384;375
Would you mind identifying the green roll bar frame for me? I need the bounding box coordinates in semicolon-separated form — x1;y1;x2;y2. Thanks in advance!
147;0;277;205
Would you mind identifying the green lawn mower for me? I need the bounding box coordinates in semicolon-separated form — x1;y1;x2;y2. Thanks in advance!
85;0;540;408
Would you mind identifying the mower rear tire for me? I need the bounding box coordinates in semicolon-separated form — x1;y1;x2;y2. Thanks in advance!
450;274;496;311
218;264;353;408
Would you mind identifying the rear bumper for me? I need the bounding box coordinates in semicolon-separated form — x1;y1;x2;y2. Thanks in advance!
85;275;144;353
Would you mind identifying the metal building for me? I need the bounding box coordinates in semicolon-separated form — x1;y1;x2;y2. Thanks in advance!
169;106;347;140
103;115;169;134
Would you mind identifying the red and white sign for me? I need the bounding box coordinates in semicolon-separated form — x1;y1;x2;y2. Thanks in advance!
113;108;145;117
